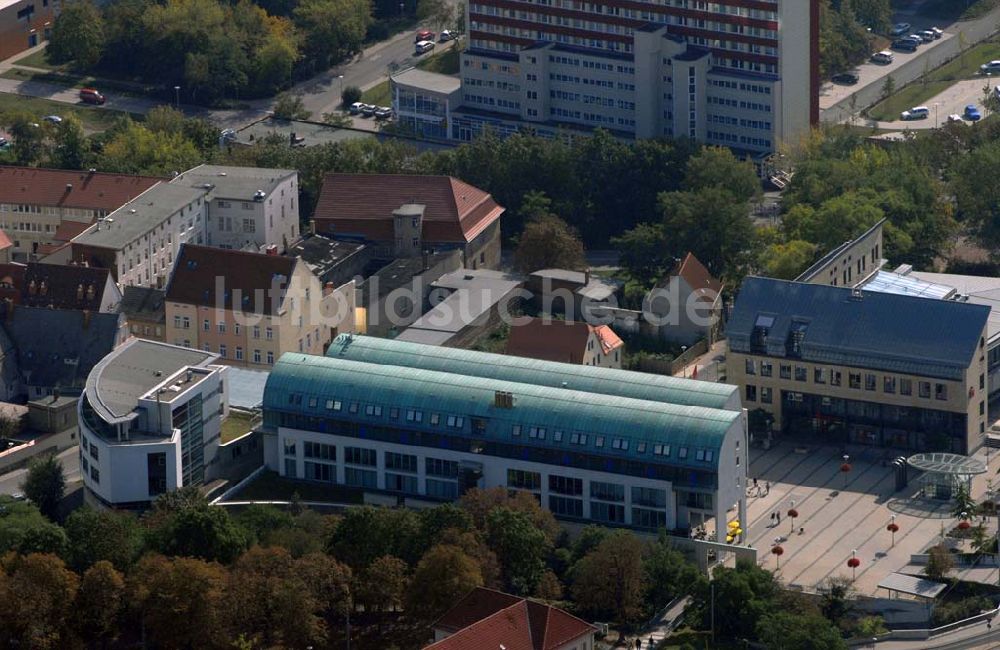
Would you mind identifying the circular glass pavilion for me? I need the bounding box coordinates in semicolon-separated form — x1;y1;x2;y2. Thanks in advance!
907;452;986;500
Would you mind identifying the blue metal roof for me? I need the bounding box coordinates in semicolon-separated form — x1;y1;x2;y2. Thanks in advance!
325;334;740;410
264;353;742;471
729;277;989;380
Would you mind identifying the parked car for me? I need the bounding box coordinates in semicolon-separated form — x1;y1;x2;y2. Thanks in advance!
902;34;923;45
965;104;982;121
890;22;911;36
415;29;434;42
891;39;918;52
42;115;62;124
415;40;435;55
900;106;930;120
831;71;859;85
947;114;966;124
79;88;105;105
981;60;1000;74
917;30;936;43
871;50;894;64
439;30;456;41
349;101;365;115
360;104;376;117
374;106;393;119
0;137;8;149
931;27;944;39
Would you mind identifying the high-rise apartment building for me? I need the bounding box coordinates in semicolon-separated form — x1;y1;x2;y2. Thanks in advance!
397;1;818;155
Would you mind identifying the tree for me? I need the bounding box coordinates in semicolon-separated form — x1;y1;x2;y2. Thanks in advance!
684;146;761;202
761;240;818;279
881;74;895;99
782;192;884;252
98;120;203;175
8;114;46;167
659;187;754;279
128;554;228;650
612;222;669;287
571;530;647;628
273;93;312;121
327;506;422;569
51;115;89;170
644;538;705;610
534;569;563;600
0;553;79;649
21;455;65;521
64;507;143;572
485;508;550;595
458;487;559;542
855;615;888;636
513;212;586;274
145;493;249;564
294;0;371;71
756;611;848;650
357;554;409;614
820;576;855;628
952;483;977;519
925;544;955;582
0;496;67;556
342;85;362;106
702;561;779;640
406;544;483;621
73;561;126;646
46;0;105;68
417;0;455;31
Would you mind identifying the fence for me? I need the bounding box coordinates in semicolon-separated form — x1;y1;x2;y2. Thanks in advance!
847;604;1000;647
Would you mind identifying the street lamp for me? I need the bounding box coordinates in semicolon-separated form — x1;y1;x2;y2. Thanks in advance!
847;549;860;581
399;1;404;15
174;85;181;110
788;500;798;534
771;537;784;572
841;454;852;491
934;102;939;128
337;74;345;108
887;514;899;548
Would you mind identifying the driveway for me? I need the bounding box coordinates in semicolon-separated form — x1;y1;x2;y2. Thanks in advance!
865;78;992;129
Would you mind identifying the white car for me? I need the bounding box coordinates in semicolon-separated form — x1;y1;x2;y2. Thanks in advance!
890;22;911;36
946;114;966;125
415;40;435;54
42;115;62;124
349;101;365;115
439;30;456;41
982;60;1000;74
870;51;893;64
900;106;929;120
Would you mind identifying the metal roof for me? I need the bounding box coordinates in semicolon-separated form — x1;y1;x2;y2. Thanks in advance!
265;353;742;469
907;452;986;475
729;277;990;381
326;334;740;410
862;270;955;300
877;573;946;600
227;366;269;410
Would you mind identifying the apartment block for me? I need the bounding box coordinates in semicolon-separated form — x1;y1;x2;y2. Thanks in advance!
728;277;990;455
0;0;59;62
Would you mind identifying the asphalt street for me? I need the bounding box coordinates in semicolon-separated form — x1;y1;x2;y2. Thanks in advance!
0;446;80;496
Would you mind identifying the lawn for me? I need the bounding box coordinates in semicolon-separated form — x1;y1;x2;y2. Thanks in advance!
361;80;391;106
232;470;364;504
925;38;1000;82
867;80;952;121
11;48;63;71
919;0;1000;20
416;45;461;75
220;411;255;444
0;93;134;132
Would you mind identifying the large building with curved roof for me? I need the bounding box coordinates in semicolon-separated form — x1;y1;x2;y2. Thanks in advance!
264;338;747;538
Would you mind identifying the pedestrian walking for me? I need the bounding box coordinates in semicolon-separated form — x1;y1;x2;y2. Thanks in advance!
765;481;770;496
770;512;775;526
776;512;781;524
753;477;758;489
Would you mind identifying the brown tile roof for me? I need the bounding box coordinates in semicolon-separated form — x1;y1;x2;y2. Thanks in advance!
0;166;163;212
505;317;621;364
313;174;504;244
53;221;95;242
165;244;297;316
672;252;723;297
0;262;112;310
427;588;595;650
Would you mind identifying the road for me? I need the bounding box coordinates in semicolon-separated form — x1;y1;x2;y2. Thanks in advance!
868;78;992;130
0;445;80;496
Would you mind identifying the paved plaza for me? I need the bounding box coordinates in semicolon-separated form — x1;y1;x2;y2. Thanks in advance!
742;442;1000;596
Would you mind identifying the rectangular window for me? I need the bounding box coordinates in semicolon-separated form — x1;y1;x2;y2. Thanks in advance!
507;469;541;490
344;467;377;488
426;457;459;478
760;361;772;377
235;347;243;361
528;426;546;439
348;402;359;414
761;387;773;404
745;359;755;375
253;349;261;364
831;371;842;386
865;374;877;391
426;478;458;499
385;451;417;473
678;447;688;460
284;458;296;478
919;381;931;398
631;486;666;508
303;441;336;460
591;501;625;524
344;447;376;466
849;373;861;389
405;409;423;423
814;368;825;384
549;495;583;518
779;365;791;380
884;376;896;393
794;366;807;382
632;507;666;529
385;473;419;494
745;385;757;402
900;378;912;395
935;383;947;400
590;481;624;502
549;474;583;496
266;351;274;364
304;461;334;482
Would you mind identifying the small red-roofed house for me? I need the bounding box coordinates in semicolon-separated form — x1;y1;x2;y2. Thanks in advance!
426;587;597;650
648;252;724;345
506;317;624;368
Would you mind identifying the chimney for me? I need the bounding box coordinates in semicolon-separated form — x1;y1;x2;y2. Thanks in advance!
27;280;36;295
584;268;590;285
86;284;95;301
39;280;47;296
83;310;92;329
76;284;84;301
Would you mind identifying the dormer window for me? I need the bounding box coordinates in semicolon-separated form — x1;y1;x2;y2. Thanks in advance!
750;314;773;353
786;319;808;358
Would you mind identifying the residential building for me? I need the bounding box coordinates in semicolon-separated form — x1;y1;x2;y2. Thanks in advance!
395;268;522;348
268;335;747;537
313;174;504;270
648;252;723;346
78;339;228;507
1;305;125;401
0;166;162;258
390;68;463;140
728;277;990;454
795;219;884;288
0;0;58;66
0;261;121;312
395;1;817;155
286;234;372;288
164;244;356;368
121;286;166;342
170;165;300;253
426;587;596;650
506;317;623;368
70;183;208;288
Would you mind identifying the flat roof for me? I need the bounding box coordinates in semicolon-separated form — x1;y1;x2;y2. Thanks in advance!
907;452;986;475
73;183;206;250
85;339;217;423
234;117;375;148
171;165;295;201
402;273;521;336
878;573;947;600
227;366;269;410
391;68;461;94
862;270;956;300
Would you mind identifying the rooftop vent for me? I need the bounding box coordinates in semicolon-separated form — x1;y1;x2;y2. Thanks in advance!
494;391;514;409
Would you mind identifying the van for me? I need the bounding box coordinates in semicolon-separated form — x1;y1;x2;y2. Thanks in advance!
415;40;435;55
891;39;917;52
871;51;893;64
900;106;929;120
79;88;106;105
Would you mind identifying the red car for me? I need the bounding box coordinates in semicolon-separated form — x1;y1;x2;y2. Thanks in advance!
79;88;106;105
415;29;434;42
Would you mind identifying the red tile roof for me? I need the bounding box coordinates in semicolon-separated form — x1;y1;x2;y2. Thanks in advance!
0;166;163;212
672;252;723;298
0;229;11;251
165;244;297;316
427;588;595;650
506;317;622;364
313;174;504;244
53;221;95;243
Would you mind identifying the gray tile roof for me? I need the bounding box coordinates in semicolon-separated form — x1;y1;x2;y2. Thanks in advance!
120;286;165;324
171;165;295;201
72;183;206;250
728;277;990;381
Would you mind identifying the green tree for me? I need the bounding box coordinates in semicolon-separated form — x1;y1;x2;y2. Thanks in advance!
612;222;669;287
458;487;559;542
342;85;362;106
782;192;884;252
98;120;203;175
73;561;126;646
756;610;848;650
821;576;855;628
571;530;647;627
47;0;105;68
273;93;312;120
659;187;754;279
702;561;779;640
684;146;761;202
855;615;888;636
417;0;455;31
0;553;79;649
51;115;90;170
881;74;895;99
512;212;586;274
357;554;409;614
952;483;977;519
925;544;955;582
406;544;483;621
327;506;422;569
0;496;67;557
761;240;818;279
64;507;143;572
145;491;249;564
8;114;46;166
644;537;705;610
294;0;371;71
21;455;65;521
485;508;550;595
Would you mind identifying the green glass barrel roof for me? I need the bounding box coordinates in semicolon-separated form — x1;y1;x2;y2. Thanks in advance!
265;353;741;470
326;334;739;410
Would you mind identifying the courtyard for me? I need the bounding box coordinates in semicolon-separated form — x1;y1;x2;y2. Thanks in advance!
743;441;999;596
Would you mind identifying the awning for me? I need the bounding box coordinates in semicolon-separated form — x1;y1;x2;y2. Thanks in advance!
878;572;947;600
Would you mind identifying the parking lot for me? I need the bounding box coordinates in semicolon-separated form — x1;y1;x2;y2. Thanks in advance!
745;441;997;596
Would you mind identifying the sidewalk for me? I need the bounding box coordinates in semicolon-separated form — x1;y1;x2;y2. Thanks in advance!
672;340;726;382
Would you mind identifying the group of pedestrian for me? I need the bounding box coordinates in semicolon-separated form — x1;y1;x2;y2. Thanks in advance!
749;477;770;497
770;511;781;526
